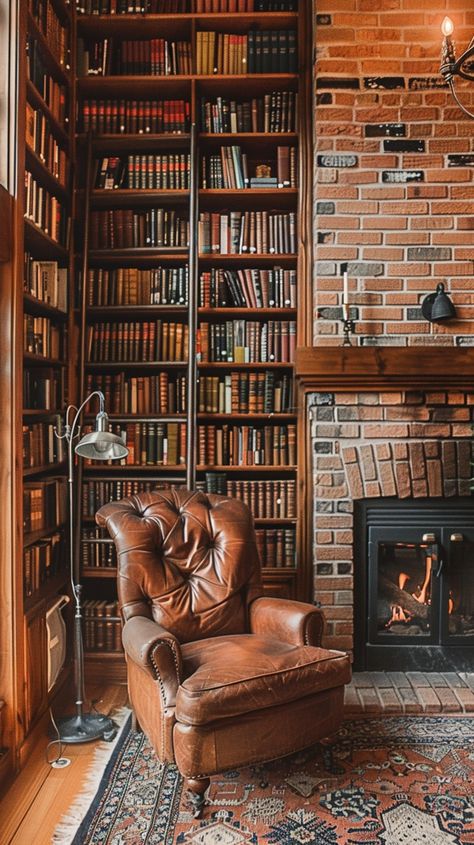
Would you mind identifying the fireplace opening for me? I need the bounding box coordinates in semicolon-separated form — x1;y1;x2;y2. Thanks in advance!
354;498;474;672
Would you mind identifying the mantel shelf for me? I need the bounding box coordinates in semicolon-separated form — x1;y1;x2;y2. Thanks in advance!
295;347;474;391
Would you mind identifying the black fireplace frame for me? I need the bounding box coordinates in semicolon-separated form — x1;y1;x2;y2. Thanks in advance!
354;497;474;672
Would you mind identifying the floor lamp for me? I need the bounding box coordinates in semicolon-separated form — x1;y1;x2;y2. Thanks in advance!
54;390;129;743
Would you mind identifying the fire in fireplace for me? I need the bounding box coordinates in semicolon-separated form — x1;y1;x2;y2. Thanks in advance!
354;499;474;671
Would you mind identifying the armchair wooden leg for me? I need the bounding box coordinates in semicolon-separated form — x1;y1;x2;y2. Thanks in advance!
184;777;210;818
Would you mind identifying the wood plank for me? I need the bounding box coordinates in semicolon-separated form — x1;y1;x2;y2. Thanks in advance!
0;685;128;845
295;346;474;390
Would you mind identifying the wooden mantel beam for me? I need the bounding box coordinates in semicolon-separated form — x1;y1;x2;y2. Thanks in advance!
295;346;474;392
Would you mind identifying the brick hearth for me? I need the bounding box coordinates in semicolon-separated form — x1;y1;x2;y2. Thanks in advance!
344;672;474;715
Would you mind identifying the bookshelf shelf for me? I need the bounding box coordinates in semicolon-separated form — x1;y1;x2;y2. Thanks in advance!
89;248;188;264
197;413;296;422
23;409;62;417
197;465;296;473
90;189;189;208
82;568;117;579
24;219;69;261
78;74;297;97
200;132;298;143
23;461;67;478
84;413;187;422
86;361;188;370
77;134;191;152
87;305;188;316
198;307;296;317
83;464;187;472
198;361;293;370
23;293;68;320
24;523;67;549
199;188;297;210
25;146;69;204
198;253;296;266
24;569;69;613
23;351;65;367
26;80;70;149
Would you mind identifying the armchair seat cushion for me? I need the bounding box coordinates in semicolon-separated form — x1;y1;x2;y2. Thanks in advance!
176;633;350;727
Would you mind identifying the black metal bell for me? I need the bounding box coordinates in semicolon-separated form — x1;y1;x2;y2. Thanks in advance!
421;283;457;322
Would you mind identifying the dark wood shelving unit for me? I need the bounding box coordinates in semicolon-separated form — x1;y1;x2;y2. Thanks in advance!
6;0;76;785
74;0;313;679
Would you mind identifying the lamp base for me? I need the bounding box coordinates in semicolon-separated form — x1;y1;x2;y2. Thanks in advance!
57;713;117;744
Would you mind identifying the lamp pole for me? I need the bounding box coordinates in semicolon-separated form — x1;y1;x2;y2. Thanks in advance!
55;390;128;743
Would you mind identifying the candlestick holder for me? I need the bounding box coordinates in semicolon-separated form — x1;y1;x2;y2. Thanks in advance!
342;317;355;346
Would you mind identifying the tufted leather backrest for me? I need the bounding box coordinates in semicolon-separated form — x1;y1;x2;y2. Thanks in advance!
96;488;263;643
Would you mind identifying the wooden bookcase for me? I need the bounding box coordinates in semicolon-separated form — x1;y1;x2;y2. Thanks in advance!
9;0;76;776
74;0;313;681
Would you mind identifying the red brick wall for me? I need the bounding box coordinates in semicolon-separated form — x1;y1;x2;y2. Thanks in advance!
311;389;474;652
313;1;474;347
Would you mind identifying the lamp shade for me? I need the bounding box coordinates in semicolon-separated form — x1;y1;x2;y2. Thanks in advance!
75;430;129;461
75;410;129;461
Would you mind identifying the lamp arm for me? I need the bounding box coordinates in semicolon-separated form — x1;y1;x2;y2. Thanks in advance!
447;79;474;120
67;390;105;444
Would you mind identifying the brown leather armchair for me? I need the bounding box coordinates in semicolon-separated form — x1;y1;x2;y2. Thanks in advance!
97;488;351;816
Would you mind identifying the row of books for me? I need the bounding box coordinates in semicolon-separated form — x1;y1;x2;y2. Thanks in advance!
197;319;296;362
24;368;64;410
83;600;122;653
23;477;66;533
86;372;187;414
198;210;296;254
25;105;68;187
29;0;70;70
200;268;296;308
197;423;296;465
199;475;295;517
82;479;172;516
201;145;296;190
80;38;192;76
200;91;297;134
24;256;68;310
201;476;296;517
23;421;65;469
27;39;68;127
77;0;296;12
24;173;69;246
196;30;296;75
86;422;187;466
24;315;63;359
78;0;189;11
94;154;191;190
81;99;190;134
82;529;115;568
86;320;189;362
87;267;188;306
256;527;295;567
23;531;65;598
89;208;189;249
198;371;293;413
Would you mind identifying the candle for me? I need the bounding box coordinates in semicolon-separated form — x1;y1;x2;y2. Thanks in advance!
343;271;349;320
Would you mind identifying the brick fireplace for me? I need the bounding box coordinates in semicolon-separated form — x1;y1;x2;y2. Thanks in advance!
296;346;474;669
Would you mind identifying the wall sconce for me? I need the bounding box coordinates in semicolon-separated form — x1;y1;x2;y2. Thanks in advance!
421;283;457;322
440;16;474;119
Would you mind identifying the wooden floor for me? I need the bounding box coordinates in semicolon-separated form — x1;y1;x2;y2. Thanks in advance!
0;685;128;845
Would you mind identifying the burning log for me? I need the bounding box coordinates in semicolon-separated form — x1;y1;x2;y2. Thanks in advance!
379;574;429;620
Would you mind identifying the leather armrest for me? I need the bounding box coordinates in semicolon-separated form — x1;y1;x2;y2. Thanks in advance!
249;596;325;647
122;616;183;705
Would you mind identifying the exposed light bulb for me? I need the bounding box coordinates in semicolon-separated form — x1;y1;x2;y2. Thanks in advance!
441;16;454;38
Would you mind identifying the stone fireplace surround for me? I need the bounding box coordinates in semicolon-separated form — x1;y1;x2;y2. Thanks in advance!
295;347;474;656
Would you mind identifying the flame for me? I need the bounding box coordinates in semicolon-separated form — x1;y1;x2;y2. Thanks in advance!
411;555;432;605
448;593;454;615
398;572;410;591
386;604;413;627
442;16;454;37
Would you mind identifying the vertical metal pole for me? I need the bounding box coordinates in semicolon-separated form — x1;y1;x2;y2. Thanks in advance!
186;123;198;490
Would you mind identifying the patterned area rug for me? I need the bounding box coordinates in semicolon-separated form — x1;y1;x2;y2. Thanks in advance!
69;716;474;844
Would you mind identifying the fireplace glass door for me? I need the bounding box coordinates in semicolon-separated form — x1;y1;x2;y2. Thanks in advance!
369;529;441;645
357;499;474;671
